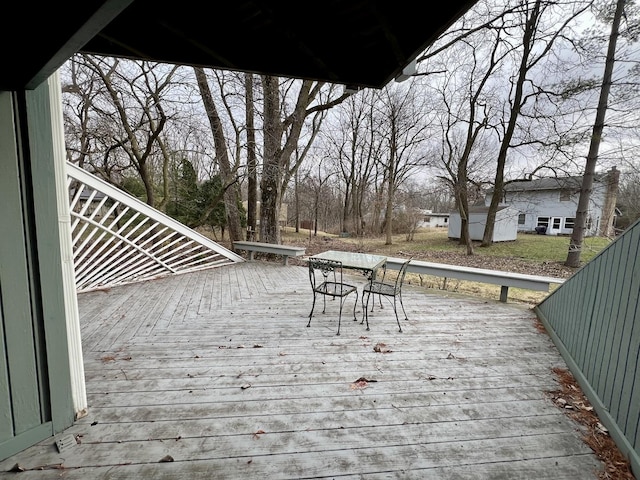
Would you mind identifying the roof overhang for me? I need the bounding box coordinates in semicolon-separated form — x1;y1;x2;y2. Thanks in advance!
2;0;478;91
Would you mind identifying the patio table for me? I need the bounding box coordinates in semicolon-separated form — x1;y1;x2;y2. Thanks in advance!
310;250;387;281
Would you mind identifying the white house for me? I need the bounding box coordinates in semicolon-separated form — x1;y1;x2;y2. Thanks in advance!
485;168;620;236
448;205;518;242
417;210;449;228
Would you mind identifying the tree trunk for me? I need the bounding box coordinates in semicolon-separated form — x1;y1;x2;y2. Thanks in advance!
565;0;624;267
245;73;258;240
482;0;540;247
260;75;283;244
194;67;243;242
456;162;474;255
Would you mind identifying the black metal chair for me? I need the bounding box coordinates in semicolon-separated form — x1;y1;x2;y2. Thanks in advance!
362;258;411;332
307;258;359;335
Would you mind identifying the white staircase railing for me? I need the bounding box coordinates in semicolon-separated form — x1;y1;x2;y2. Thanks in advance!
66;162;244;293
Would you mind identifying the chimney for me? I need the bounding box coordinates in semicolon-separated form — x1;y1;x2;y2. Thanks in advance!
599;166;620;237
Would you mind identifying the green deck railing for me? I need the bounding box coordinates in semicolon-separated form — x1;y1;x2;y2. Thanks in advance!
535;219;640;477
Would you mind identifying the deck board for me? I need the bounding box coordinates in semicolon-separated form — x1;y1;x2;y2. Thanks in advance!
0;261;604;479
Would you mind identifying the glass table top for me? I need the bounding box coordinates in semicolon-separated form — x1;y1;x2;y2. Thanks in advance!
310;250;387;271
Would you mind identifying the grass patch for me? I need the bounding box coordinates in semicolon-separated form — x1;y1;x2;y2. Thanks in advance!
286;228;611;264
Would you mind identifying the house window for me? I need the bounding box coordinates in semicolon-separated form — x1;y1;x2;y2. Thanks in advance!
518;213;526;225
564;217;575;229
537;217;549;228
560;190;572;201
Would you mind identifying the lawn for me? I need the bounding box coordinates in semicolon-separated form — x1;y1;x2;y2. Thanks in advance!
283;227;611;265
281;227;612;305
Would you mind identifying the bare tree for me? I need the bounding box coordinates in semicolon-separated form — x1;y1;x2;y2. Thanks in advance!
245;72;258;240
259;76;350;244
77;56;179;207
193;67;244;242
482;0;593;246
427;34;501;254
566;0;626;266
372;85;433;245
321;90;382;236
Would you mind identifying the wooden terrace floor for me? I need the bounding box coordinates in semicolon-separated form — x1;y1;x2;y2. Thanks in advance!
1;261;604;479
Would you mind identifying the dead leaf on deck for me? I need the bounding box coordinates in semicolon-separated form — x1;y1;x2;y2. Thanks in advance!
10;462;65;471
241;383;252;390
159;455;174;462
253;429;266;439
351;377;377;389
373;342;392;353
101;356;116;363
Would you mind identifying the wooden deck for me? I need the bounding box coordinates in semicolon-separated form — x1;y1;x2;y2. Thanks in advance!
1;262;604;479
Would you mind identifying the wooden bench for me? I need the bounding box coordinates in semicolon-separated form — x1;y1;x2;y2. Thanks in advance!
384;256;565;303
233;241;306;266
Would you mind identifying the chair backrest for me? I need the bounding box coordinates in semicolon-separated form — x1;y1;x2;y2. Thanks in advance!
308;258;342;288
393;258;412;292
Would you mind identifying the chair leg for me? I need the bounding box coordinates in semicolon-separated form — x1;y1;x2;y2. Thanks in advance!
392;296;403;333
362;291;371;330
337;298;343;336
307;293;317;327
351;291;359;321
361;291;369;325
398;292;408;322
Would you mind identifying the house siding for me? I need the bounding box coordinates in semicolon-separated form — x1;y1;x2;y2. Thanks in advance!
485;176;611;236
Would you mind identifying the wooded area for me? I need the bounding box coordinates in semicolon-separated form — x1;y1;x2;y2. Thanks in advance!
61;0;640;266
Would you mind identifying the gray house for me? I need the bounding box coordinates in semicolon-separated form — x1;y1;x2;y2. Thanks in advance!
448;205;518;242
485;168;620;236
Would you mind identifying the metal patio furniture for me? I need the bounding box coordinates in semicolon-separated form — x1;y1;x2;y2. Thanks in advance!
307;258;359;335
362;257;412;332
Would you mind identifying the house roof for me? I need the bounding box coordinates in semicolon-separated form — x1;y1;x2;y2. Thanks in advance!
2;0;479;91
503;176;586;192
450;205;511;214
493;171;615;193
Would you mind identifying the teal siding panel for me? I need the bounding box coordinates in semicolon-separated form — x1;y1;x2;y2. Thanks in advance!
0;91;43;435
536;218;640;474
593;240;624;398
585;249;611;382
0;422;52;462
572;263;592;363
578;260;599;370
25;84;75;432
619;296;639;442
0;281;12;442
603;229;637;416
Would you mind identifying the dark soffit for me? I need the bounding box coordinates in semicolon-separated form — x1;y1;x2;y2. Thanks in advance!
1;0;478;91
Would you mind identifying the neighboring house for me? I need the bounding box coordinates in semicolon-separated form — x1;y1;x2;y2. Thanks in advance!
485;167;620;236
69;187;109;220
417;210;449;228
448;205;518;242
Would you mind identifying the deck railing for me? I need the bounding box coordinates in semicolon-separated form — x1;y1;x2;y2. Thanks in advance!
535;219;640;476
66;162;243;292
